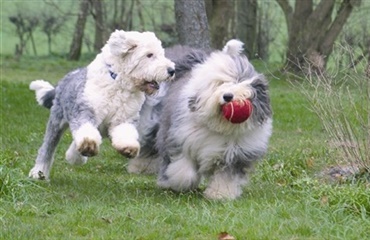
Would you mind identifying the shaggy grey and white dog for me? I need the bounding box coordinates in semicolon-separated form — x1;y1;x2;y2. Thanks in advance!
29;30;175;180
128;40;272;200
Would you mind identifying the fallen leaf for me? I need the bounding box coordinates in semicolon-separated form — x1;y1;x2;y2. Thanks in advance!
218;232;235;240
306;157;315;168
101;217;112;224
320;195;329;205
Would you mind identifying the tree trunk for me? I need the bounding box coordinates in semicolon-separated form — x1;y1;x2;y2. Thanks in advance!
174;0;211;49
276;0;359;73
91;0;105;52
319;0;355;57
125;0;135;31
136;0;145;31
29;30;38;56
47;34;52;55
256;2;269;61
236;0;257;58
68;0;90;61
206;0;233;50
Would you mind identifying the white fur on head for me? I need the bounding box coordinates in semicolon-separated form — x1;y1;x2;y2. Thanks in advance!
222;39;244;56
101;30;174;83
108;30;137;56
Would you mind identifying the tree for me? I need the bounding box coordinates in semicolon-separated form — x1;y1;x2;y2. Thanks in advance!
40;13;66;55
106;0;135;32
235;0;257;58
174;0;210;49
90;0;105;52
9;12;39;58
68;0;90;61
206;0;233;50
276;0;361;72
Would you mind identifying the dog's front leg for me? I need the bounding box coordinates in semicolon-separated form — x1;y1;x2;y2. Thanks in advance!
109;123;140;158
71;122;102;157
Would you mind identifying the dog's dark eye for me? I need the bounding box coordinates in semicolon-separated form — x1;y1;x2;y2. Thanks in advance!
147;53;153;58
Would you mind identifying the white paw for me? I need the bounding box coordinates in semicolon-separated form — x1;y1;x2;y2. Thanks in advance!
76;138;100;157
74;123;102;156
29;165;49;180
113;140;140;158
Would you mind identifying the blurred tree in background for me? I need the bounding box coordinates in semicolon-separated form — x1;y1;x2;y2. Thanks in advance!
175;0;210;49
276;0;361;73
4;0;369;73
8;12;39;59
205;0;233;50
68;0;90;60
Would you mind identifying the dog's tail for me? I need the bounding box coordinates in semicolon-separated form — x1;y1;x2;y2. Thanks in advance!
29;80;55;109
222;39;244;56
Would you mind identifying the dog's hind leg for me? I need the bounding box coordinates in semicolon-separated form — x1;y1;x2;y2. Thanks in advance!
29;111;67;180
127;155;160;174
204;168;247;200
65;141;88;165
157;155;200;192
127;143;160;174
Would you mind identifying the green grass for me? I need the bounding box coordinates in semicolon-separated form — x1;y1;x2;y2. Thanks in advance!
1;56;369;239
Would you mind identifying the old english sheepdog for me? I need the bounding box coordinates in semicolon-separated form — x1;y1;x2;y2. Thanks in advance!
128;40;272;200
29;30;175;180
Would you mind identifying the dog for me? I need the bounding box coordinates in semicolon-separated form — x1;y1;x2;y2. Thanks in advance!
29;30;175;180
127;40;272;200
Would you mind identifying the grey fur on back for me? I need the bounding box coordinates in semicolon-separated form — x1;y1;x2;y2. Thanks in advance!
137;46;209;159
38;68;87;111
55;68;99;130
165;45;209;79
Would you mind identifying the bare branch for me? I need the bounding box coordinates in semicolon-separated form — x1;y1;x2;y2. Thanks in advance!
320;0;355;56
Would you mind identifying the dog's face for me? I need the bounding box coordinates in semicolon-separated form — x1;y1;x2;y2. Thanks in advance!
106;30;175;95
185;50;272;132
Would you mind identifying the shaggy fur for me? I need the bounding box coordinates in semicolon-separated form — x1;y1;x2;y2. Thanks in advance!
29;30;175;180
128;40;272;200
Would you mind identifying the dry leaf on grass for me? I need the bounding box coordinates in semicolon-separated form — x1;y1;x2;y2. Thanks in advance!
218;232;235;240
101;217;112;224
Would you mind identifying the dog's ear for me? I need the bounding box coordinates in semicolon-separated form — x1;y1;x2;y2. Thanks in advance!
108;30;138;56
250;77;272;123
222;39;244;56
188;96;199;112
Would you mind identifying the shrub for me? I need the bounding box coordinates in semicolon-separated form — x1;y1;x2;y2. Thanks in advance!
296;45;370;177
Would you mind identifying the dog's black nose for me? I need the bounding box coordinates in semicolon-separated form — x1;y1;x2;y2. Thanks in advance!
223;93;234;102
167;67;175;77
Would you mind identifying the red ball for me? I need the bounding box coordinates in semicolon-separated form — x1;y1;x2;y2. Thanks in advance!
221;99;253;124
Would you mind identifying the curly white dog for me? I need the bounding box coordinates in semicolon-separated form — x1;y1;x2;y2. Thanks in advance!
128;40;272;200
29;30;175;180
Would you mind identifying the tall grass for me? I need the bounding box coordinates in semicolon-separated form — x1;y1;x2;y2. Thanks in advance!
297;44;370;177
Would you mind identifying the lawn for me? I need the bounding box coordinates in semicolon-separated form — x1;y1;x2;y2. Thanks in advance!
1;56;369;239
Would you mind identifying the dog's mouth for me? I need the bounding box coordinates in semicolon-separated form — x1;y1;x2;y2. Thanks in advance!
139;80;159;95
146;80;159;90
